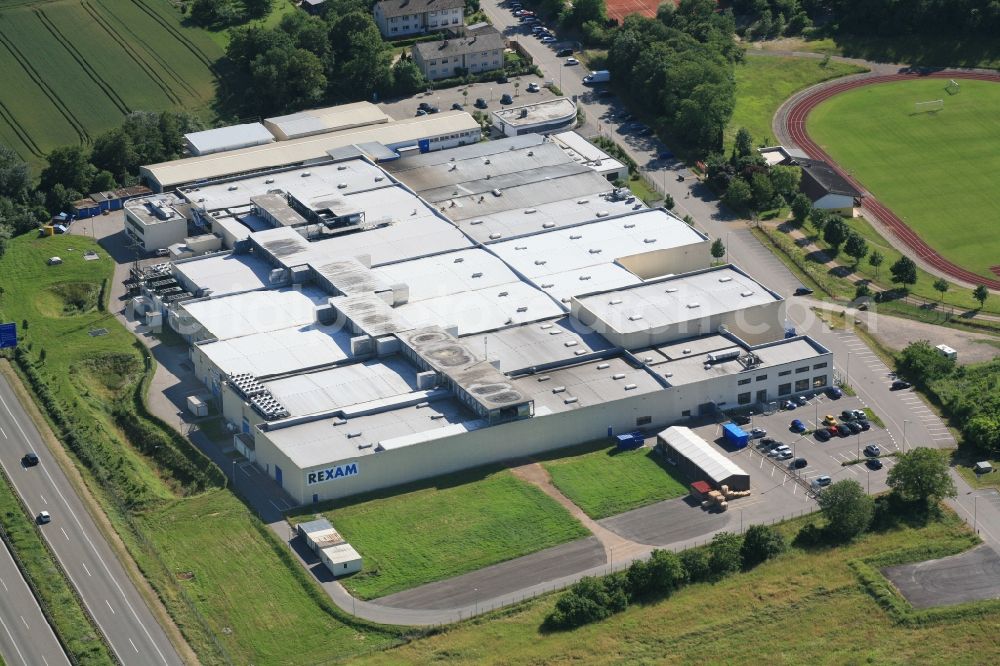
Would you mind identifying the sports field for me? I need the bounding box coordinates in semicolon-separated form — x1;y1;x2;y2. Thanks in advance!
0;0;221;166
807;79;1000;281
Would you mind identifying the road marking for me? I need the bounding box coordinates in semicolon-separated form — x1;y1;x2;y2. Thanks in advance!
40;494;47;505
129;638;139;653
60;528;69;541
0;578;6;592
81;562;91;577
42;656;49;666
0;615;28;666
0;426;6;439
106;600;115;615
20;616;28;630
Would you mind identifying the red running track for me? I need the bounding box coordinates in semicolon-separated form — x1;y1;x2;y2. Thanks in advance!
783;70;1000;290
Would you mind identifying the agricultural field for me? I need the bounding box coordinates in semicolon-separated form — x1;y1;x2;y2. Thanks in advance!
0;0;221;167
808;79;1000;282
355;513;997;665
726;55;867;150
290;468;590;600
541;443;687;520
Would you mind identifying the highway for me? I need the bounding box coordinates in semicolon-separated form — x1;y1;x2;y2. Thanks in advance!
0;538;69;666
0;374;183;666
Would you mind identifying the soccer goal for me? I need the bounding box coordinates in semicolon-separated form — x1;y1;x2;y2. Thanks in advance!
914;99;944;113
946;79;961;95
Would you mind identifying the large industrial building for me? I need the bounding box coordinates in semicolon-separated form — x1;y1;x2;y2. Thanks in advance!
133;129;833;505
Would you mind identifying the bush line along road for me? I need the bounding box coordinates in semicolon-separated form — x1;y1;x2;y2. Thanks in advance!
0;375;182;665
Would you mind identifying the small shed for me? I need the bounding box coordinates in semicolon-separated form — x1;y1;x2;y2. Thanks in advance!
722;423;749;449
186;395;208;417
297;518;346;553
319;543;362;576
658;426;750;491
974;461;993;474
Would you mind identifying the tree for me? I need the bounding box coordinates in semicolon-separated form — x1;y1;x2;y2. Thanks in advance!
750;171;775;211
242;0;273;19
809;208;829;234
0;145;31;201
889;256;917;288
816;479;873;541
389;58;426;96
769;165;801;202
710;237;726;262
973;285;989;309
896;341;955;384
887;448;957;507
932;278;949;301
868;250;884;279
645;549;687;596
843;231;868;266
664;193;675;210
564;0;606;28
679;547;710;583
823;215;847;249
39;146;95;194
965;415;1000;455
544;576;627;629
791;192;811;225
722;176;753;213
740;524;785;569
708;532;743;580
732;127;754;160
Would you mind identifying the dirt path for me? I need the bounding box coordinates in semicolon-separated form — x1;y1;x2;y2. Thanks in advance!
509;461;652;562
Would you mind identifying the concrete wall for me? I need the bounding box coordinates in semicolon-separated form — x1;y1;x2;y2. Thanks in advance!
615;243;710;281
124;210;187;252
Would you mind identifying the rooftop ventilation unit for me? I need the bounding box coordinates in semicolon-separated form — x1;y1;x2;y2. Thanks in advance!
589;248;602;254
375;175;384;181
524;208;537;214
540;323;552;329
564;396;578;404
570;234;582;240
542;222;555;228
337;183;348;189
515;245;527;250
454;257;464;263
596;211;609;217
265;178;275;184
596;363;610;370
472;272;483;278
682;348;691;354
534;259;547;265
564;340;578;347
430;414;446;420
337;165;347;170
228;185;238;191
629;314;643;321
577;199;589;204
537;375;551;382
347;431;362;438
249;393;289;421
489;233;502;240
613;373;626;380
541;282;553;288
707;349;741;363
741;290;755;297
470;219;483;225
609;298;622;305
579;275;591;281
624;223;635;228
516;306;528;313
552;386;566;393
666;287;678;293
624;384;637;390
687;302;700;309
644;238;656;243
301;172;311;177
498;291;508;297
719;277;733;283
229;373;266;399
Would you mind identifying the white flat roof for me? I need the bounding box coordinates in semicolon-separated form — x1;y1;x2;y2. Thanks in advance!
263;356;419;417
459;194;641;244
512;357;662;415
185;123;274;155
143;112;480;189
181;286;329;341
372;249;519;301
321;543;362;565
172;252;274;296
198;322;353;378
264;398;481;469
574;267;779;335
659;426;748;483
265;102;389;140
469;317;614;373
652;336;827;386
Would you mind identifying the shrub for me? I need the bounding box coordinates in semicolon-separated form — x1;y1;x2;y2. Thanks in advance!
680;546;712;583
708;532;743;580
544;575;627;630
817;479;874;542
740;524;785;569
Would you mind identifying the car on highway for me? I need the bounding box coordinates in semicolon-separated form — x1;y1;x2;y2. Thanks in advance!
891;380;912;390
500;93;513;104
527;82;540;92
565;57;579;65
37;510;51;524
790;419;806;432
22;451;39;466
864;443;882;457
813;475;832;488
827;387;843;399
814;428;831;442
789;457;808;469
556;48;574;57
866;458;884;470
475;98;488;109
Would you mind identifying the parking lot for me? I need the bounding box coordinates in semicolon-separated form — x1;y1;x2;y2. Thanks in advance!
378;73;553;122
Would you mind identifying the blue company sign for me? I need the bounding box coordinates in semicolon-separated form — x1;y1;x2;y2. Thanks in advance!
307;462;359;485
0;323;16;350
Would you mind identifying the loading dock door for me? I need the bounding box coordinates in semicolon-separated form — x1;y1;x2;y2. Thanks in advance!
275;465;283;488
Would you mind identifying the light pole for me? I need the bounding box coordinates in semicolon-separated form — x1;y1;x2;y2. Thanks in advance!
903;419;910;452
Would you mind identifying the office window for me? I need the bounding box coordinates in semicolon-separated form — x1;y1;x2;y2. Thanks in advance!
756;374;767;382
636;416;652;426
779;370;791;376
738;392;752;405
681;410;691;417
738;378;751;386
778;383;791;396
756;389;768;403
813;375;828;388
813;362;828;370
795;378;810;392
795;366;809;374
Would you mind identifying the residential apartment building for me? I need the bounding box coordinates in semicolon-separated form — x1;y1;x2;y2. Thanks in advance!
412;25;505;81
373;0;464;38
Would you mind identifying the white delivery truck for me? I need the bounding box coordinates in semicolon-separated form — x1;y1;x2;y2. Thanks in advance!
583;70;610;85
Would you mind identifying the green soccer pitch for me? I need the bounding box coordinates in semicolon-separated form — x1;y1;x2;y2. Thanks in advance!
807;78;1000;281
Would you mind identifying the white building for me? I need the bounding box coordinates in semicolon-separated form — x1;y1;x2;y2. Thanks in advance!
184;123;274;156
124;196;188;252
373;0;464;38
263;103;389;141
491;98;578;137
412;25;505;81
149;136;833;505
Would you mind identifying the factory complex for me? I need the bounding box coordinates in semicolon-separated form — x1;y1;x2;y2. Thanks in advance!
129;118;832;506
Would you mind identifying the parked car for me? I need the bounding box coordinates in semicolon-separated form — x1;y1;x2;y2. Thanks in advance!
813;475;832;487
760;437;776;447
556;48;574;57
838;427;851;438
790;419;805;432
815;429;831;442
824;415;838;426
864;443;882;457
828;387;843;399
415;109;427;116
794;286;814;296
769;445;792;458
37;511;51;524
451;102;463;111
827;425;839;436
732;414;751;425
775;450;794;461
418;101;433;111
866;458;884;470
783;400;797;411
796;395;809;406
852;409;867;420
891;380;912;390
858;420;871;431
22;452;39;466
541;35;557;43
750;428;767;439
475;98;488;109
500;93;513;105
527;82;540;92
841;410;856;421
496;74;509;83
565;57;579;66
425;105;439;114
846;421;863;434
789;457;808;469
155;248;170;257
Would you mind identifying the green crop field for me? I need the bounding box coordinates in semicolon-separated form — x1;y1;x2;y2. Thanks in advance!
808;79;1000;282
0;0;221;166
290;468;589;600
541;443;687;520
354;513;995;665
727;55;868;150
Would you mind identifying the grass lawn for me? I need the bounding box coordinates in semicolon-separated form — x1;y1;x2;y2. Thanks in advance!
354;512;994;665
289;468;589;600
541;443;687;520
726;55;867;150
808;78;1000;283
